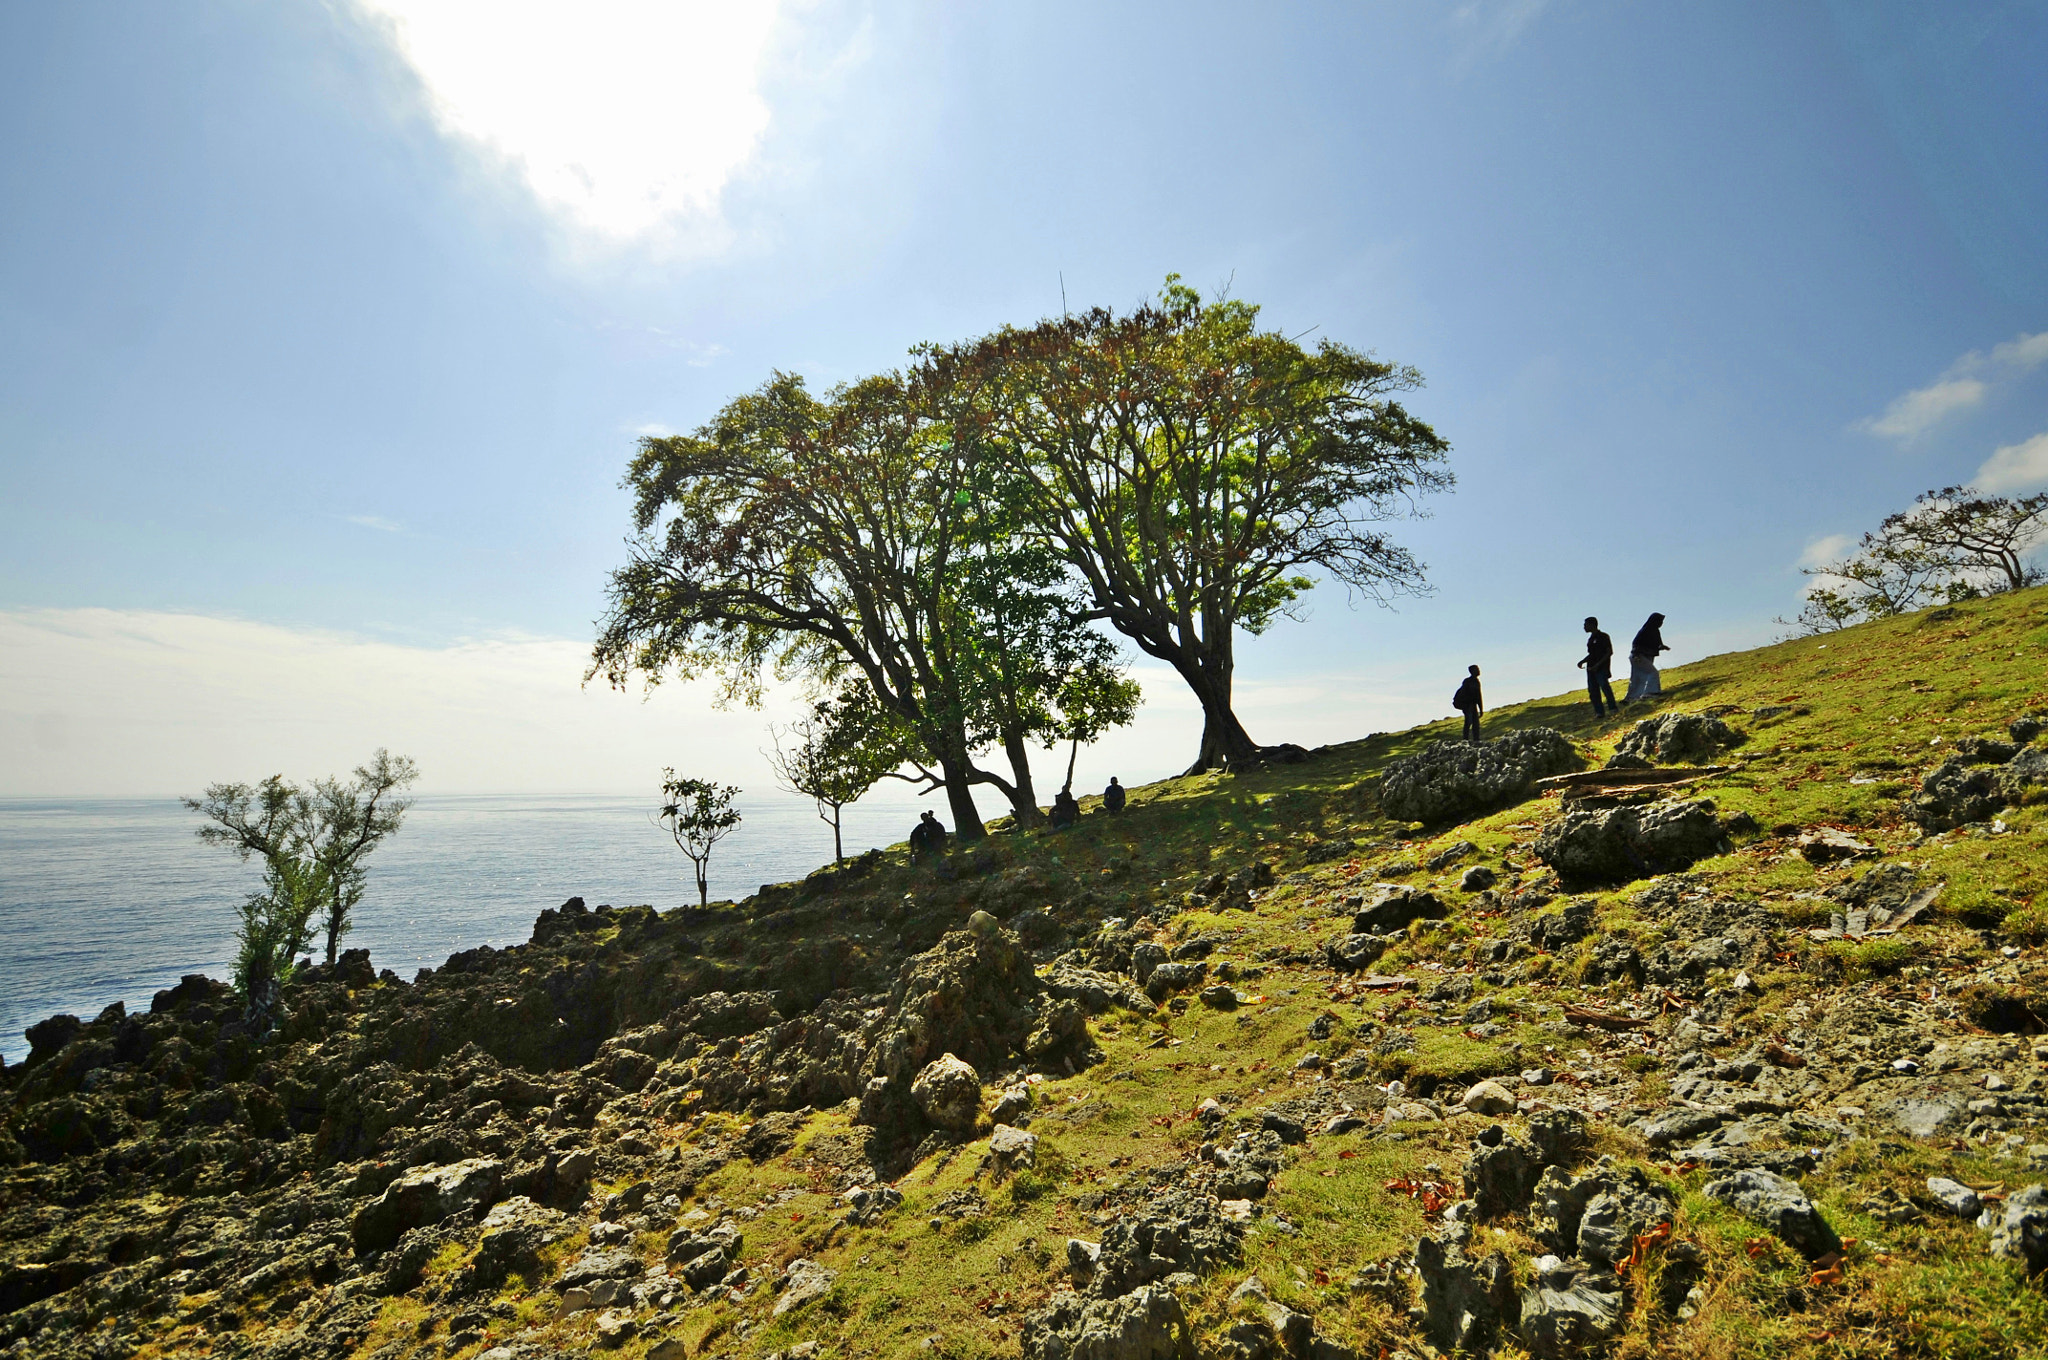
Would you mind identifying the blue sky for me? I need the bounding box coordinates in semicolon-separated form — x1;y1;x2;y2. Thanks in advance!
2;0;2045;799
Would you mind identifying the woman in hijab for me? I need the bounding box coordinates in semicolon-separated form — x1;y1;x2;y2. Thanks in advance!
1626;613;1668;704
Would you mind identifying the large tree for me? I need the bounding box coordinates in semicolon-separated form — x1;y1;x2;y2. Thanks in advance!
926;279;1452;771
590;370;1132;838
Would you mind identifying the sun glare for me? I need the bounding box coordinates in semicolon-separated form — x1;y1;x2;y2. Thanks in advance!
357;0;783;246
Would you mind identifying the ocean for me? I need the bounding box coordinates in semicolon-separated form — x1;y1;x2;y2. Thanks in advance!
0;789;939;1064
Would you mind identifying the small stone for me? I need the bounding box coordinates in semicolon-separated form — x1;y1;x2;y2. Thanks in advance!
1892;1058;1919;1073
1066;1238;1101;1282
1459;865;1498;893
773;1259;837;1317
594;1309;638;1347
1927;1177;1982;1218
1521;1068;1554;1086
990;1084;1033;1124
1986;1073;2012;1091
1462;1080;1518;1116
989;1124;1038;1169
1295;1052;1325;1070
1703;1169;1839;1258
1322;1114;1367;1135
968;909;998;937
557;1287;592;1317
646;1340;687;1360
1199;984;1240;1009
1228;1275;1270;1304
2004;945;2022;958
1219;1199;1259;1222
1730;970;1756;994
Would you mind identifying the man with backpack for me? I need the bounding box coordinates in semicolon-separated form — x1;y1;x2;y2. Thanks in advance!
1453;665;1484;741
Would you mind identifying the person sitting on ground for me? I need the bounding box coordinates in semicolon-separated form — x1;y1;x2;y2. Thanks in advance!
908;810;947;861
1048;787;1080;830
1453;665;1484;742
1102;776;1126;814
1626;612;1668;705
1577;616;1618;718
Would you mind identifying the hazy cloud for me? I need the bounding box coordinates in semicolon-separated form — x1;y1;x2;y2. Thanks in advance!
1975;431;2048;493
1858;329;2048;443
344;514;404;532
1452;0;1551;58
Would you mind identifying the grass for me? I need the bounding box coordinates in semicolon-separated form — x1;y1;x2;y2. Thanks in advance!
299;586;2048;1360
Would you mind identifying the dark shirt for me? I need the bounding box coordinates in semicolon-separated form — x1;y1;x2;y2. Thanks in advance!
1103;782;1126;813
1584;629;1614;671
1631;624;1666;659
1453;677;1483;712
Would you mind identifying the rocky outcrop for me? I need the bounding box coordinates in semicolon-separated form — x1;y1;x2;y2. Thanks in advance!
1909;740;2048;830
1380;728;1578;824
1021;1284;1189;1360
1533;798;1732;885
1614;711;1745;764
1702;1168;1838;1258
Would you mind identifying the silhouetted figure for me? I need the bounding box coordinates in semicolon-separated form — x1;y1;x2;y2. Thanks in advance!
908;810;947;861
1626;612;1668;704
1049;788;1080;830
1102;777;1126;814
1453;665;1484;741
1577;616;1618;717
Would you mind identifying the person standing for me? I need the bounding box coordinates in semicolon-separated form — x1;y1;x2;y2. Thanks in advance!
1453;665;1484;741
1577;617;1618;718
1626;612;1668;704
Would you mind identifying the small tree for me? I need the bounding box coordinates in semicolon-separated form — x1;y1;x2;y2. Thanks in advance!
1786;485;2048;635
305;750;417;965
657;771;742;906
766;694;900;865
188;751;419;1017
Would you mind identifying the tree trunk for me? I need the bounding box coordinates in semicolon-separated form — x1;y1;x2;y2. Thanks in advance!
831;807;844;865
1001;728;1044;826
1178;664;1262;774
938;752;987;840
325;916;341;968
694;857;709;907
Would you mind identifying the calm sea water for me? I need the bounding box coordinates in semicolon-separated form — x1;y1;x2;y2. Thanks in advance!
0;789;940;1063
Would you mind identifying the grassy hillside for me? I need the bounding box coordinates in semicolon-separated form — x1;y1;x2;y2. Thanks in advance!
7;587;2048;1360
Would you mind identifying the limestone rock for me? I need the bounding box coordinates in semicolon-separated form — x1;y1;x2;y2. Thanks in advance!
1533;798;1731;886
1352;886;1449;935
1614;712;1745;764
1518;1255;1626;1359
1144;962;1207;1001
1324;932;1399;972
1380;728;1578;824
1989;1184;2048;1275
351;1157;504;1251
1462;1080;1517;1116
990;1123;1038;1170
910;1053;983;1131
1020;1283;1190;1360
1926;1176;1981;1219
773;1258;836;1316
1702;1169;1838;1259
1413;1230;1518;1355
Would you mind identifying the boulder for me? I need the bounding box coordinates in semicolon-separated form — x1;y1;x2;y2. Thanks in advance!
1533;799;1730;885
910;1054;983;1131
1702;1169;1838;1258
1380;728;1578;824
1144;962;1207;1001
351;1157;504;1251
1020;1283;1190;1360
1614;712;1745;764
1462;1080;1517;1116
1926;1176;1981;1219
557;1249;644;1291
865;928;1043;1091
1464;1124;1542;1220
1086;1189;1243;1299
1531;1160;1673;1267
1459;865;1498;893
1988;1184;2048;1275
1198;985;1239;1010
1324;932;1399;972
472;1196;566;1284
1352;886;1448;935
1042;966;1154;1015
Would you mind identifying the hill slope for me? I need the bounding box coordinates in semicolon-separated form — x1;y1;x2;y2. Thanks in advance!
7;589;2048;1360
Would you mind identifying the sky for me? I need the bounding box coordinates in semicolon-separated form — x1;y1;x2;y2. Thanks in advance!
2;0;2046;804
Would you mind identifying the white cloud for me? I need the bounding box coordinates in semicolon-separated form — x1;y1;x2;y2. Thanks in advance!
355;1;784;251
1859;377;1988;441
631;422;678;438
1974;431;2048;494
1858;329;2048;443
1797;533;1855;569
344;514;404;532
